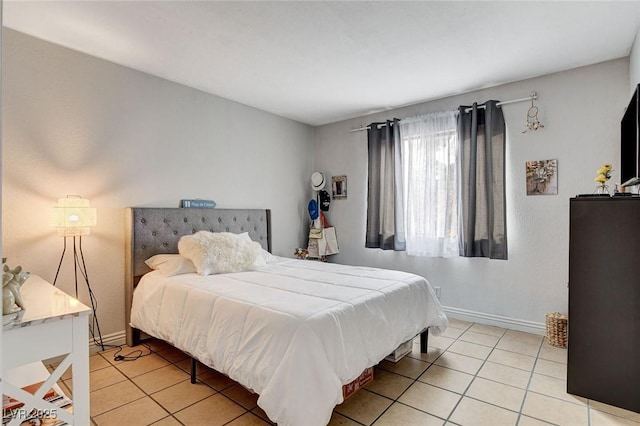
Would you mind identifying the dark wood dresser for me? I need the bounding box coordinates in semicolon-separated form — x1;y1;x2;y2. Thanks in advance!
568;196;640;413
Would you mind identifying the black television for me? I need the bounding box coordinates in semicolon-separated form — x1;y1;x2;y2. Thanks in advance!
621;84;640;187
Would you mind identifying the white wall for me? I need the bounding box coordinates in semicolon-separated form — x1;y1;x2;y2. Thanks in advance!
630;27;640;90
2;29;315;338
314;59;629;331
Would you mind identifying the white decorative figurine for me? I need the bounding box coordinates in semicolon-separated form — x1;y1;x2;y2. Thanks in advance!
2;258;29;315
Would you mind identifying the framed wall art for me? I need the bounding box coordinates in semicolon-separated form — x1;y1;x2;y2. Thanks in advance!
526;159;558;195
332;175;347;199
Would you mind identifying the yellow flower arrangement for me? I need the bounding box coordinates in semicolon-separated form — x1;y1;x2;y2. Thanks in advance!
594;163;613;185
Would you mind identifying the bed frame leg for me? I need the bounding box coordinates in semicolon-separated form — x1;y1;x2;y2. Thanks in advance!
191;358;197;384
420;328;429;353
127;327;140;348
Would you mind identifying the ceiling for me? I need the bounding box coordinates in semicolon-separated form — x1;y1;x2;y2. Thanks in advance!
4;1;640;126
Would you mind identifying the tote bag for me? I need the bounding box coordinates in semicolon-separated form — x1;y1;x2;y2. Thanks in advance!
317;227;339;256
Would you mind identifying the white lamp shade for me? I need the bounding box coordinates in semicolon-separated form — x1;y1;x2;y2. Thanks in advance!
53;197;97;236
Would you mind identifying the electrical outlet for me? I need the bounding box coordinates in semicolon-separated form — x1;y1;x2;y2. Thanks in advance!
433;286;441;300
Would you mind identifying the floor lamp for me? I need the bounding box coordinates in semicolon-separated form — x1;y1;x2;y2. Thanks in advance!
53;195;105;351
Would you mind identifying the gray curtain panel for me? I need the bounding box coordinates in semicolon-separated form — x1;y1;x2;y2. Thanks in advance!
366;119;406;250
457;101;507;259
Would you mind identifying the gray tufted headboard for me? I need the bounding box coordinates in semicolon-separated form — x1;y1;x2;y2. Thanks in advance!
124;207;271;346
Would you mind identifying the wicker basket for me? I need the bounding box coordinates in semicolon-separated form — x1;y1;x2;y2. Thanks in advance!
545;312;568;348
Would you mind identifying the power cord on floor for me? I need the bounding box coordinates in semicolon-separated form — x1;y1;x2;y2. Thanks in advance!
110;342;153;362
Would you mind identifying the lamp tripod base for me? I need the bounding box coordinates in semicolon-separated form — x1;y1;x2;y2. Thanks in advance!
53;236;105;351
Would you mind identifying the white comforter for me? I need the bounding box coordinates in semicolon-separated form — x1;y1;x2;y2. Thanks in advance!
130;257;447;426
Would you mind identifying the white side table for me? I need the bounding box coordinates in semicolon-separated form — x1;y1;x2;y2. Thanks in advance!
2;275;91;425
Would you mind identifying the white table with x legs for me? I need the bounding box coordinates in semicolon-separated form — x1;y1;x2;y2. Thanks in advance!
2;275;91;425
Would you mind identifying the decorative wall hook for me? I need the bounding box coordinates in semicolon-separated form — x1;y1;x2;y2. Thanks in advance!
523;92;544;133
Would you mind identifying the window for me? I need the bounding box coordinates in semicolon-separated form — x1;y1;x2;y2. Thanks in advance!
366;102;507;259
399;111;459;257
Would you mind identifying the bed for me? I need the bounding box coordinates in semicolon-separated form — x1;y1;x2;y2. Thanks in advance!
125;207;447;426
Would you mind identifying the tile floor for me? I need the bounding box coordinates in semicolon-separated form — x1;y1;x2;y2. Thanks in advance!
48;318;640;426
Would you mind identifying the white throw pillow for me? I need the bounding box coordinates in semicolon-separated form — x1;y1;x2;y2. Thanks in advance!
226;232;275;261
178;231;267;275
228;231;276;261
145;254;197;276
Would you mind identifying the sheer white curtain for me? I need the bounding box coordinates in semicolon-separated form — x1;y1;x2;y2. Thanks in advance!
399;111;460;257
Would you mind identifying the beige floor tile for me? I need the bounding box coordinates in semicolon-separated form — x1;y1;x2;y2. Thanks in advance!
379;356;430;379
447;318;473;330
223;384;259;410
59;379;73;398
328;412;364;426
528;373;586;405
447;340;493;360
417;365;474;394
502;330;544;345
364;369;413;400
90;380;145;416
227;412;272;425
487;348;536;371
458;330;500;347
98;347;120;361
450;396;518;426
373;402;444;426
335;389;392;425
465;377;526;411
152;380;216;413
429;335;456;350
433;352;484;375
408;345;443;363
150;416;182;426
440;327;465;339
174;393;246;426
90;354;111;372
89;366;128;391
397;381;460;419
80;322;640;426
539;341;568;364
93;396;168;426
197;369;238;391
495;338;540;357
477;361;531;389
522;392;588;425
517;415;555;425
114;354;171;378
468;323;506;337
590;400;640;423
590;408;640;425
54;363;72;381
131;364;191;394
534;358;566;380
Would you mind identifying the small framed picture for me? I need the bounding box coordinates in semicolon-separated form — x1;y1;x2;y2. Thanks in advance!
526;159;558;195
332;175;347;199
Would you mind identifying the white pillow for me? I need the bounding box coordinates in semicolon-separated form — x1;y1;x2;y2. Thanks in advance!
215;232;276;262
178;231;267;275
145;254;197;276
237;232;277;262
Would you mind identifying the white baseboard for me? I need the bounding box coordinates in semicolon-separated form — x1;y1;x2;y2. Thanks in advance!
443;306;546;336
90;330;127;355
